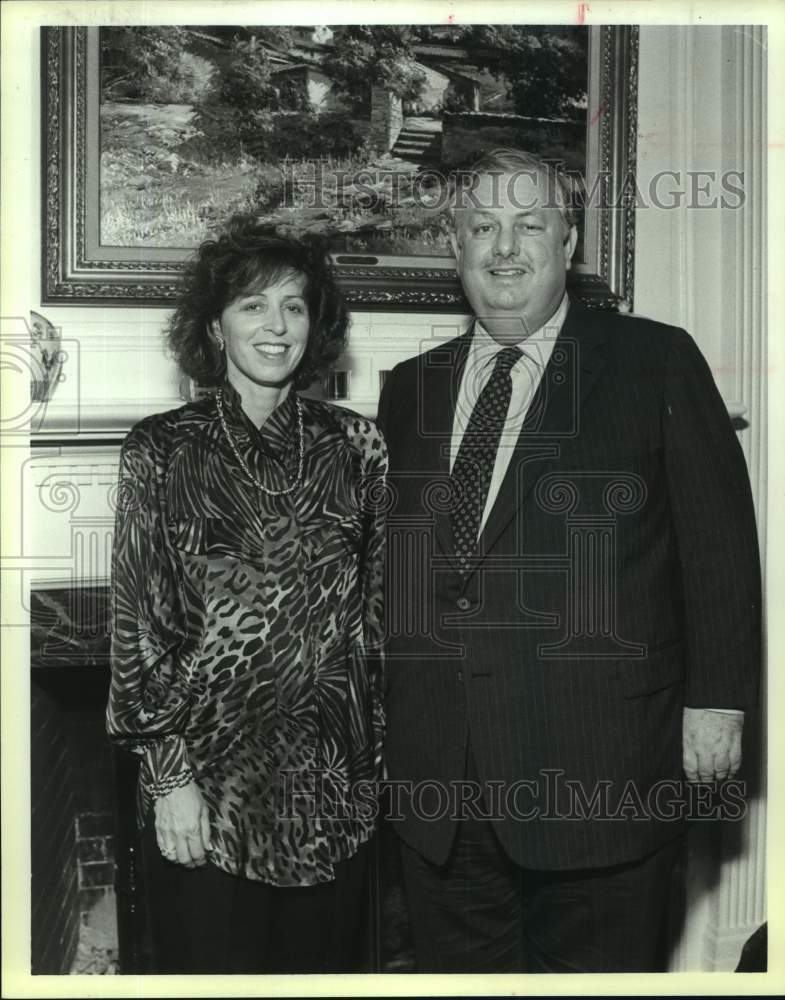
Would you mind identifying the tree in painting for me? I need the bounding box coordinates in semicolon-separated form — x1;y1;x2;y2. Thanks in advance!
443;25;588;117
322;26;428;111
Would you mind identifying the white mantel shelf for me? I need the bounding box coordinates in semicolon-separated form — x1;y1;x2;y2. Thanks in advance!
29;396;748;441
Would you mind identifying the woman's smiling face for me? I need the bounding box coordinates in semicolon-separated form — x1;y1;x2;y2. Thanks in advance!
213;271;310;391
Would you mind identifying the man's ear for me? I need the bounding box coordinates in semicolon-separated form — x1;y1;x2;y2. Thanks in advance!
563;225;578;271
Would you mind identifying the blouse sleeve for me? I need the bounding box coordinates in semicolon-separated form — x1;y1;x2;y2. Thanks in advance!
106;419;194;801
357;418;389;773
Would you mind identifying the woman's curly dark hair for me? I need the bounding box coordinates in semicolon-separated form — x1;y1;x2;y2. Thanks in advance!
166;214;349;390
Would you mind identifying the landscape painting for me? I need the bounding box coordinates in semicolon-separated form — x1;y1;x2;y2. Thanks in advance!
44;25;637;308
98;25;588;256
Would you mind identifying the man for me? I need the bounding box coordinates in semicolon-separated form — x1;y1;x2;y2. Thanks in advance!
376;148;760;973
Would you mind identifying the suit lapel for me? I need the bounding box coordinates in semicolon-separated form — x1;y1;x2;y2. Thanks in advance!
414;330;472;566
477;302;610;563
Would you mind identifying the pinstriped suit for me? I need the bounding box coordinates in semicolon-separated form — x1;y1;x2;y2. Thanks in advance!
377;301;760;873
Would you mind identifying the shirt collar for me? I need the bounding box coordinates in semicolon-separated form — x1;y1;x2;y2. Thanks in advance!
220;379;297;458
471;293;569;373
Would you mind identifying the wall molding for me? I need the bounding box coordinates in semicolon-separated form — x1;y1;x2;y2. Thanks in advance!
712;23;767;972
635;25;768;972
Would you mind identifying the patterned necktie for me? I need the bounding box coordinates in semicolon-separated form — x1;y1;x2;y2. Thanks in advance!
451;345;522;572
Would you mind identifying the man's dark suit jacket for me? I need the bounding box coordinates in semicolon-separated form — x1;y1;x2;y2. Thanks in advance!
376;301;760;872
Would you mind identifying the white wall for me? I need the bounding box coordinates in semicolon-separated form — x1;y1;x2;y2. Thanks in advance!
636;25;767;971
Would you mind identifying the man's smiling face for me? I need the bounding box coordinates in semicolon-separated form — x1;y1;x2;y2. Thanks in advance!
450;169;578;338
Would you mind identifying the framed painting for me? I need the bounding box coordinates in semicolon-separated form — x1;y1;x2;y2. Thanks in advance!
42;24;638;310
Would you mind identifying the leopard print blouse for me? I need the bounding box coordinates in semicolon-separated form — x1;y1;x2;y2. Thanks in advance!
107;383;387;887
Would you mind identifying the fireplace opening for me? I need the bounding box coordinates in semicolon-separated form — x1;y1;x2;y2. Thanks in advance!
31;587;123;974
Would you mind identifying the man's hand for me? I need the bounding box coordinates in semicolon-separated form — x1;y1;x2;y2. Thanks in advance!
682;707;743;782
154;781;212;868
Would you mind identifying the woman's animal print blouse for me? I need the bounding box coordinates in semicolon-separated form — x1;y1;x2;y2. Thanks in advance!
107;383;387;887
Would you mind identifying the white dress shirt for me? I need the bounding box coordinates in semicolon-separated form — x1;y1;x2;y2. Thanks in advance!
450;294;568;534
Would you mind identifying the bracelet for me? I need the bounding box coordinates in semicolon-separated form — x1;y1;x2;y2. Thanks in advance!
150;768;194;800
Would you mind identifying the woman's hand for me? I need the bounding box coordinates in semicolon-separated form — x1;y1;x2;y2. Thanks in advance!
154;781;212;868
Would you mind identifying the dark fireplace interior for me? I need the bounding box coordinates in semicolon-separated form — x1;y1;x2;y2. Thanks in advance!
31;588;120;973
31;677;81;973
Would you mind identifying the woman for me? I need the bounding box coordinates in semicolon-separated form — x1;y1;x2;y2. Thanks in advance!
107;216;387;974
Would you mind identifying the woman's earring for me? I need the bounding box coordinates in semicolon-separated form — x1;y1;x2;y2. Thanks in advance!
210;321;224;351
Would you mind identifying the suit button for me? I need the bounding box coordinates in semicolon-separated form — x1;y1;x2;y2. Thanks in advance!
457;597;471;611
457;670;463;681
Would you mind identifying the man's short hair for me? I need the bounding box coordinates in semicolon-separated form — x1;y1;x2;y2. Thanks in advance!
448;147;577;232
